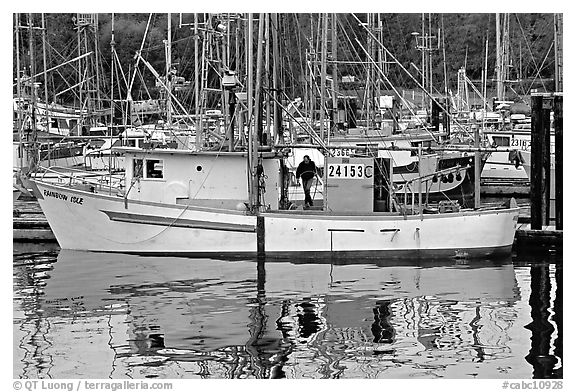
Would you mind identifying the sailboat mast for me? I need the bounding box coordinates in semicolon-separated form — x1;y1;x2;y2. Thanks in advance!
110;13;115;126
41;14;49;130
496;13;503;101
108;13;115;194
28;13;38;171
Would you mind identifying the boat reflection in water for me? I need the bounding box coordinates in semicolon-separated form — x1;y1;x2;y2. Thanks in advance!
13;249;561;379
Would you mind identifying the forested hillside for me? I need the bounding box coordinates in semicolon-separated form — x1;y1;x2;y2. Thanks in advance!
14;13;557;105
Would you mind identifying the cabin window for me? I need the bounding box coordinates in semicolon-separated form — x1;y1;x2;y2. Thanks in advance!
133;159;144;178
146;159;164;179
492;136;510;147
126;139;137;147
51;119;59;128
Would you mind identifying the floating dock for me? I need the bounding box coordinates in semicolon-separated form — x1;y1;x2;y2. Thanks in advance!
13;196;56;241
481;180;530;197
515;223;562;247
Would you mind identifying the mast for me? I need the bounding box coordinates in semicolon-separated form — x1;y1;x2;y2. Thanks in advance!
28;13;38;171
76;13;82;117
421;13;425;108
247;13;256;210
441;14;448;97
271;13;281;143
554;13;563;92
165;13;172;127
94;14;102;113
495;13;509;102
331;13;338;143
41;14;50;131
365;13;372;130
428;13;433;95
265;14;271;145
15;13;24;170
109;13;115;194
110;13;115;126
194;14;201;150
271;13;287;208
255;14;264;147
483;37;489;114
319;13;328;141
224;15;233;151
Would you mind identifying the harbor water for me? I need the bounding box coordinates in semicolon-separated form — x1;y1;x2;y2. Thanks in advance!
13;243;562;379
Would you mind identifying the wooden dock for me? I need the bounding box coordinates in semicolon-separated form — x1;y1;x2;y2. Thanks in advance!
481;180;530;197
13;197;56;242
515;223;562;248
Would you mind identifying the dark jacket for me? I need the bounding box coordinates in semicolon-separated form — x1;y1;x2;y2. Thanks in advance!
296;160;317;181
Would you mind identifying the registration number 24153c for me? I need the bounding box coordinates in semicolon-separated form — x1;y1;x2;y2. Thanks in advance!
327;164;367;179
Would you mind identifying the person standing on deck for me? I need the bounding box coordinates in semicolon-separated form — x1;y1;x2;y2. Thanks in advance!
296;155;318;208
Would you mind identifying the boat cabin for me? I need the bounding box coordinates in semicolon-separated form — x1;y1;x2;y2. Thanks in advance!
116;146;397;214
323;156;393;213
118;147;282;210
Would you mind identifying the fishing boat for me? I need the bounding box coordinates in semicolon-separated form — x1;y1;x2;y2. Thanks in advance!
30;141;519;258
29;13;518;259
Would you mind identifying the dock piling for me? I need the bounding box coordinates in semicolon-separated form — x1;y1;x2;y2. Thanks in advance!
530;94;552;230
554;94;563;230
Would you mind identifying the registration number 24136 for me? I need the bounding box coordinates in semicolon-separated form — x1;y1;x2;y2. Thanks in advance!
327;164;366;179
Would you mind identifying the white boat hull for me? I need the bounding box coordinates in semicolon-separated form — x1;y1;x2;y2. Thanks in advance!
482;151;529;181
31;180;519;258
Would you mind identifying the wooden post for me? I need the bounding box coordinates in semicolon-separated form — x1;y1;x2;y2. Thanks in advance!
554;94;563;230
530;94;552;230
531;95;543;229
544;99;551;226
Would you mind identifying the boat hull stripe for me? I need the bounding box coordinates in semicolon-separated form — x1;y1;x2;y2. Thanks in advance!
101;210;256;233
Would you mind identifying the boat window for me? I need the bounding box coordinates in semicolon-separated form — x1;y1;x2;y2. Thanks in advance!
133;159;144;178
146;159;164;179
126;139;136;147
492;136;510;147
